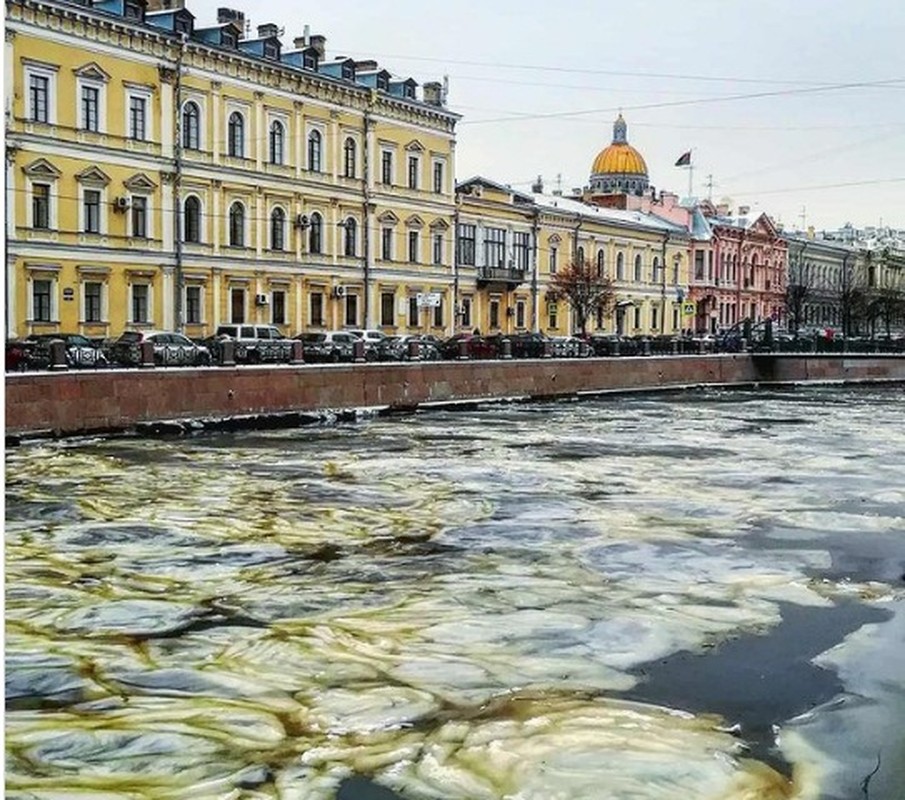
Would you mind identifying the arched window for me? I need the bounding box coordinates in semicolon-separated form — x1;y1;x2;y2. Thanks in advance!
307;129;322;172
269;120;284;165
308;211;322;253
228;111;244;158
343;217;357;256
228;201;245;247
270;207;285;251
616;252;625;280
633;254;643;282
343;137;356;178
596;250;605;277
652;256;660;283
576;246;585;265
182;101;200;150
183;196;201;243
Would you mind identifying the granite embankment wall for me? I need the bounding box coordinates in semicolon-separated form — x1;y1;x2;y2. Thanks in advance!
5;354;905;438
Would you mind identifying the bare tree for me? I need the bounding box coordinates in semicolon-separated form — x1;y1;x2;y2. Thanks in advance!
785;260;816;336
547;258;616;336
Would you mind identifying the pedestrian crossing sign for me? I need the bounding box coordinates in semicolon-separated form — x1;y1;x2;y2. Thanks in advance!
682;302;696;316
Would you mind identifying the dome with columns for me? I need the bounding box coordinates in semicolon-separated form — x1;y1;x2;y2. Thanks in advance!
589;114;649;196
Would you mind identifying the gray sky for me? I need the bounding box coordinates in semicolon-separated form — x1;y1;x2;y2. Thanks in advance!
191;0;905;231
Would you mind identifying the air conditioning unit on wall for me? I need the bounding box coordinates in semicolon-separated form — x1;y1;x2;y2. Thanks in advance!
294;214;310;229
255;293;269;305
333;285;347;298
113;196;130;212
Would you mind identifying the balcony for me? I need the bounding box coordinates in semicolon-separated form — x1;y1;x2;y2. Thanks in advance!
477;265;527;287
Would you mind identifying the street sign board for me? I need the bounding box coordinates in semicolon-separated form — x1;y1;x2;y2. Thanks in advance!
682;302;696;316
417;292;442;308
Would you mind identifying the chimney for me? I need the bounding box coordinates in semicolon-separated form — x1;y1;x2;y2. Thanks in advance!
422;81;443;106
146;0;184;10
257;22;279;39
738;205;750;216
355;60;378;72
531;175;543;193
217;7;244;27
309;34;326;58
716;202;730;216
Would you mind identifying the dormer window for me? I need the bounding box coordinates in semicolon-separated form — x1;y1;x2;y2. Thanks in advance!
403;84;415;99
341;63;354;81
302;52;317;70
264;41;278;60
222;30;236;48
377;74;389;91
174;15;191;34
123;0;143;21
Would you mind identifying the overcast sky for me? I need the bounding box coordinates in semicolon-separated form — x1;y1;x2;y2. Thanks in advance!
191;0;905;231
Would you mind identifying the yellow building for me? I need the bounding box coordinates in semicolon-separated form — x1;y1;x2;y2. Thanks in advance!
6;0;459;340
455;177;690;336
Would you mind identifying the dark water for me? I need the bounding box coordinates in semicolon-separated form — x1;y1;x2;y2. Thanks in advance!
5;384;905;800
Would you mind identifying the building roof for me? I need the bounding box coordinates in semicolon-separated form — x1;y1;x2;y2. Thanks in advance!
590;114;648;178
532;192;686;234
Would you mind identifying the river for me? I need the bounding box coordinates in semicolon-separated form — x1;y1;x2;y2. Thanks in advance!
5;384;905;800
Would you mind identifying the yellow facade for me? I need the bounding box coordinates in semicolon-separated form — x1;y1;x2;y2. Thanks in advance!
6;0;459;339
455;178;690;337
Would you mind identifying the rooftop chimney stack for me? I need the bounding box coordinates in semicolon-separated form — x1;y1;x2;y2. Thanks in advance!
217;7;244;28
423;81;443;106
309;34;326;58
257;23;279;39
531;175;543;193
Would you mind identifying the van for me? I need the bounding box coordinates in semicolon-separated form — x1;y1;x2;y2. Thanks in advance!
213;324;293;363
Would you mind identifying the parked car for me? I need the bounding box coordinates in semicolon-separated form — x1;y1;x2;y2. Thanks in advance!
295;331;359;363
507;332;550;358
5;339;36;372
21;333;109;369
377;334;442;362
348;329;387;361
210;324;293;364
108;330;211;367
439;333;498;360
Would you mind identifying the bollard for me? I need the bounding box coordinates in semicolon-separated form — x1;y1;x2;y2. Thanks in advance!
353;338;366;363
139;340;155;368
578;340;589;358
542;340;553;358
696;339;706;355
642;337;652;357
220;339;236;367
407;338;421;361
670;339;678;356
291;339;304;365
612;339;620;357
501;338;513;360
49;339;68;370
458;339;470;360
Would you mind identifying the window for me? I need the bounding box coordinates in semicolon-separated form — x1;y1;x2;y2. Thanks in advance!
489;299;500;329
433;233;443;265
408;230;419;263
307;130;322;172
271;290;286;325
228;111;244;157
81;85;99;131
433;161;444;194
408;295;418;327
228;202;245;247
131;196;148;238
344;293;358;327
182;102;200;149
84;281;103;322
183;196;201;243
433;298;443;328
32;279;52;321
185;285;202;324
549;246;558;274
28;72;50;123
264;41;278;60
83;189;101;233
673;259;680;285
271;208;285;251
577;246;585;265
408;155;419;190
129;95;147;140
633;306;641;329
306;212;323;254
381;150;393;184
548;302;558;329
310;292;324;326
633;254;643;282
123;0;143;20
381;227;393;261
516;300;526;328
269;120;284;165
344;218;357;257
694;251;705;281
380;292;395;326
131;284;150;323
343;138;356;178
230;287;245;323
457;224;476;265
484;227;506;268
596;250;605;277
652;256;660;283
461;296;472;328
616;252;625;280
32;184;50;229
651;306;659;331
513;231;530;270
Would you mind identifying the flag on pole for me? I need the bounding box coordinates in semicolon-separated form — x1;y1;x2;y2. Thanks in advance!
674;151;692;167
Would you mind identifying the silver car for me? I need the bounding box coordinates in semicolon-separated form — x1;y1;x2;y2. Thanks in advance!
109;330;211;367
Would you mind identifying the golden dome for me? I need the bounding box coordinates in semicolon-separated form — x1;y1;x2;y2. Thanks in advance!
591;143;648;177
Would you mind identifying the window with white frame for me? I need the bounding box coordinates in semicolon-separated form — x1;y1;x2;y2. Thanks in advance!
596;249;606;276
633;254;643;282
407;155;419;190
344;218;357;257
548;301;558;328
457;224;476;265
484;227;506;268
489;298;500;329
408;295;418;327
185;284;202;324
83;280;104;323
549;245;558;274
228;111;244;157
80;84;100;132
516;300;526;328
31;276;54;322
307;129;323;172
344;293;358;326
308;212;323;254
616;252;625;280
381;149;393;184
25;62;57;124
433;160;444;194
380;292;394;326
512;231;530;270
183;196;201;243
269;119;285;165
270;207;285;251
433;232;443;265
131;283;151;323
310;291;324;326
343;137;356;178
408;230;419;263
381;227;393;261
32;183;51;229
461;296;472;328
83;189;101;234
271;289;286;324
127;91;149;141
633;306;641;329
228;201;245;247
131;196;148;239
182;101;201;149
432;298;443;328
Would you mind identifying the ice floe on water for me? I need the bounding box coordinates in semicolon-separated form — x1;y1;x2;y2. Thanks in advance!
5;386;904;799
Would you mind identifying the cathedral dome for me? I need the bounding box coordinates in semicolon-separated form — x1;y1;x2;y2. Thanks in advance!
589;114;649;196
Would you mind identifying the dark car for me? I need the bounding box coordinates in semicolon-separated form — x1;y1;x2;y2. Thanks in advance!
440;333;498;360
22;333;109;369
295;331;358;363
377;334;442;362
109;330;211;367
5;339;36;372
